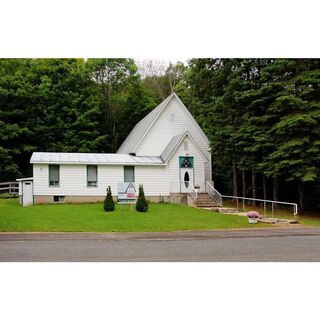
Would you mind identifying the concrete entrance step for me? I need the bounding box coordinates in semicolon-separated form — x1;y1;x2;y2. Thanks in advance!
195;202;220;206
194;193;221;209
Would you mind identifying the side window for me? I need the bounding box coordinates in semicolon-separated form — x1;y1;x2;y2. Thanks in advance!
49;165;60;187
87;165;98;187
124;166;135;182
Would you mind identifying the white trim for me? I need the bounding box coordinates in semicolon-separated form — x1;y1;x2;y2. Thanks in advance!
164;131;209;163
133;93;210;152
16;177;34;181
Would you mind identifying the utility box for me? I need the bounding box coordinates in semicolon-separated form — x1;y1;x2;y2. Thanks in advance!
16;177;34;206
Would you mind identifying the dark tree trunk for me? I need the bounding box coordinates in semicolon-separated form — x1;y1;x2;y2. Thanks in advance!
263;175;267;200
298;181;304;211
251;168;257;205
273;177;279;209
242;170;246;198
232;159;238;197
272;177;279;201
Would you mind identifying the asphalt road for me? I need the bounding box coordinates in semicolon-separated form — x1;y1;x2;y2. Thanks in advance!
0;227;320;261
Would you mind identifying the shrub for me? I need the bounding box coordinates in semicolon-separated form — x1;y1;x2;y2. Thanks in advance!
135;184;148;212
104;186;115;212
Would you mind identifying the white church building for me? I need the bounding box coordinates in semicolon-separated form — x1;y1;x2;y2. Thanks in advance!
19;93;214;205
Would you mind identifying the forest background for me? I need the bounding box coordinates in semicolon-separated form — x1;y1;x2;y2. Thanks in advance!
0;58;319;211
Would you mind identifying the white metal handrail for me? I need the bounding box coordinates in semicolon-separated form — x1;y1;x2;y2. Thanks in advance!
206;181;298;217
221;194;298;216
184;181;198;200
206;181;223;206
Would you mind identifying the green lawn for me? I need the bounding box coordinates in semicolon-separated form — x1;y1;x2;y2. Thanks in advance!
0;198;271;232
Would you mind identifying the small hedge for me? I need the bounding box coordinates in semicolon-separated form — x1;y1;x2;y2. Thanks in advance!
104;186;115;212
136;184;148;212
0;193;17;199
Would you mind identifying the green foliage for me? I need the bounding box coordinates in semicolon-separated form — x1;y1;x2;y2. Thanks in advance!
135;184;149;212
0;58;319;210
0;58;154;180
103;186;115;212
185;58;320;209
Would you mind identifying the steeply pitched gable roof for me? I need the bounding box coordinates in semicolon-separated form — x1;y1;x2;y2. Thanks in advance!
117;94;173;154
117;93;209;154
160;131;209;162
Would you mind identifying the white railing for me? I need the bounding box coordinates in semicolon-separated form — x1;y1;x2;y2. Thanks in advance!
206;181;223;205
205;180;298;217
0;182;19;195
221;194;298;217
184;181;199;200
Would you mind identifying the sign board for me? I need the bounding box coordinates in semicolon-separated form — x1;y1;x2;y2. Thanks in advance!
117;182;136;204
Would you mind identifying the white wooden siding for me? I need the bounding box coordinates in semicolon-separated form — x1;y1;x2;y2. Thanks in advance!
33;164;123;196
167;136;207;193
33;164;170;196
135;166;169;196
135;97;210;159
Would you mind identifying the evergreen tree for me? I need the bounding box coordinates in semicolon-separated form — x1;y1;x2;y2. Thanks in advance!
185;58;320;211
135;184;148;212
104;186;115;212
1;58;320;212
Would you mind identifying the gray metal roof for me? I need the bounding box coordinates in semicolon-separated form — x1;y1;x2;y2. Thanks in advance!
117;93;174;153
30;152;164;165
160;132;186;162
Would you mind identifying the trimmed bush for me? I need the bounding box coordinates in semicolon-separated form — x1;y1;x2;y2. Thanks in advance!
135;184;148;212
104;186;115;212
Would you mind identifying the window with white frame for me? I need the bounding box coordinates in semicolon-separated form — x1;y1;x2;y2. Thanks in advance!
49;165;60;186
87;165;98;187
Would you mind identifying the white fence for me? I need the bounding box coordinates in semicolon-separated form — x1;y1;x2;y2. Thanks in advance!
0;182;19;195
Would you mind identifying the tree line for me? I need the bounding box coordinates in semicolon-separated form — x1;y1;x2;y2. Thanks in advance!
0;58;319;211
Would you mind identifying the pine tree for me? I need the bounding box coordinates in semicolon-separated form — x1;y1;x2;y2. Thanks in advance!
135;184;149;212
104;186;115;212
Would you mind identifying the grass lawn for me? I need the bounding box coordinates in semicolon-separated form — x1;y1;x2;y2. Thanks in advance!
0;198;272;232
